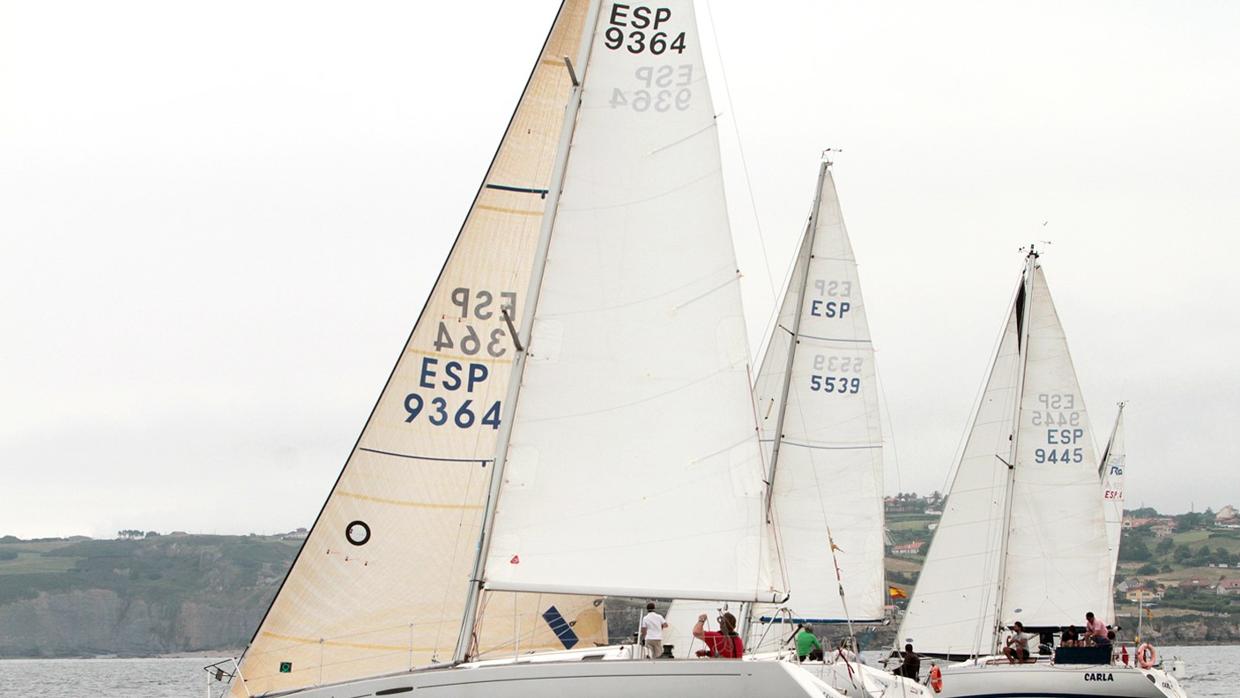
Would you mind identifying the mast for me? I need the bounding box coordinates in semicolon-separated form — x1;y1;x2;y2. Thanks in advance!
988;246;1038;654
452;0;603;664
762;158;831;516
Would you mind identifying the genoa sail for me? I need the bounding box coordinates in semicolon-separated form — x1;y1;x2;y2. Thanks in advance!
749;163;886;636
1100;403;1126;622
897;253;1110;657
481;0;784;604
229;3;607;695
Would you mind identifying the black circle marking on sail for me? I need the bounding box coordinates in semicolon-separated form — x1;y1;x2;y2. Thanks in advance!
345;520;371;546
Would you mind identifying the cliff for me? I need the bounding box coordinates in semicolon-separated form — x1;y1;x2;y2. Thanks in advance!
0;535;296;657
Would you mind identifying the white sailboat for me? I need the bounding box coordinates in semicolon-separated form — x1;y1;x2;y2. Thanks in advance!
1100;402;1127;623
213;2;842;696
665;160;924;697
894;250;1187;698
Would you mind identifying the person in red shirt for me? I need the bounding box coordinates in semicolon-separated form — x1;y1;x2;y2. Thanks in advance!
692;611;744;658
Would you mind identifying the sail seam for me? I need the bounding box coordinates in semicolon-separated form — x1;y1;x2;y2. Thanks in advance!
336;491;484;510
474;204;544;217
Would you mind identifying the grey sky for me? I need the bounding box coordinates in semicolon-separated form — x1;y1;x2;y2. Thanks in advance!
2;1;1237;538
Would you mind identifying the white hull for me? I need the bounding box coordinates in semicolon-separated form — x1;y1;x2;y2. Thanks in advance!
231;655;847;697
746;651;927;698
936;659;1189;698
794;659;927;697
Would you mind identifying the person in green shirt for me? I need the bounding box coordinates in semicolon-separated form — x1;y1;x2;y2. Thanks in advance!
794;624;823;662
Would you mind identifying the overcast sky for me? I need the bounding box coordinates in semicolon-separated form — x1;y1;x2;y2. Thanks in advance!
2;1;1237;538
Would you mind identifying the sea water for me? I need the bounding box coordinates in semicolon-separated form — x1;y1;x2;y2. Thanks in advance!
0;646;1235;697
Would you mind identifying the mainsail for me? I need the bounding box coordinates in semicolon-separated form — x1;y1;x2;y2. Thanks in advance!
473;0;785;609
750;162;886;632
229;3;607;695
1100;403;1127;622
896;251;1110;657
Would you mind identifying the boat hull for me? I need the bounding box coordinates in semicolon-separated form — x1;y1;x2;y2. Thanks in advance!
239;658;844;697
934;661;1188;698
746;652;927;697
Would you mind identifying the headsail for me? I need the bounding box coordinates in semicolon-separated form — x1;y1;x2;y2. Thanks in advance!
1000;265;1109;629
1100;403;1126;622
228;3;605;695
897;252;1109;657
750;163;886;635
479;0;785;605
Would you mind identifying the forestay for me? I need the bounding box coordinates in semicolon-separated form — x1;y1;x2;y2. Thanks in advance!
750;164;886;631
1100;403;1127;622
228;4;606;695
483;0;784;603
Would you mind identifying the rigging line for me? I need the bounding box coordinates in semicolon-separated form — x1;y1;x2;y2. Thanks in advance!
701;1;777;324
752;222;805;370
874;361;904;499
936;276;1027;497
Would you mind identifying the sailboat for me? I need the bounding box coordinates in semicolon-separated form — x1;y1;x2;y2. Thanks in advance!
1100;402;1127;624
211;1;844;696
664;160;924;697
894;251;1187;698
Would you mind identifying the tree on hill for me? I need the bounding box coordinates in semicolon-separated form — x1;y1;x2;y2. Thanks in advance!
117;530;144;540
1155;538;1175;555
1128;506;1160;518
1174;544;1193;563
1120;539;1152;562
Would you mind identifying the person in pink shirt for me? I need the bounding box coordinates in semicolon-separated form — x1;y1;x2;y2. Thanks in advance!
1084;611;1107;644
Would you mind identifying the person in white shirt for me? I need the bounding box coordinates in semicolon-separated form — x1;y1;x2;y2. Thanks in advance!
1003;621;1031;664
639;602;668;658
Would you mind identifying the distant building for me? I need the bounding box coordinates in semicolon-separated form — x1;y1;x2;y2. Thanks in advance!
1126;587;1163;603
1179;576;1215;591
892;541;926;556
1216;505;1239;526
1216;579;1240;596
1151;522;1175;538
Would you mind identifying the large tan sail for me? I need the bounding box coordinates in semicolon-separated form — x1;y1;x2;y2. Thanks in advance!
229;3;604;695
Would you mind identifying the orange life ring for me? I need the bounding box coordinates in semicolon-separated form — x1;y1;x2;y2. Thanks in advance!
1137;643;1157;669
929;664;943;693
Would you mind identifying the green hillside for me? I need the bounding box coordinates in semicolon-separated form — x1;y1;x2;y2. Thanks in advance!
2;502;1237;658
